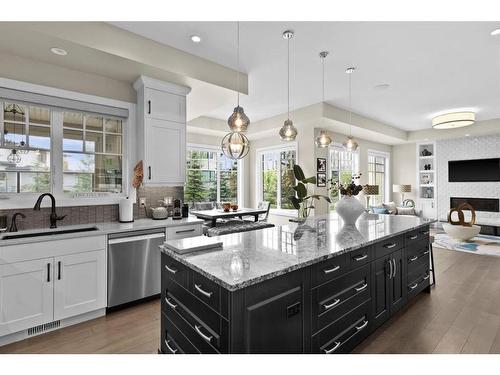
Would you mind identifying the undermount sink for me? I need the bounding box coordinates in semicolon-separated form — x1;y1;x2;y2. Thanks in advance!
0;226;99;240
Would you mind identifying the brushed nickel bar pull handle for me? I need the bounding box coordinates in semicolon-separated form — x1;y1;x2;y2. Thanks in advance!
392;259;397;278
165;297;178;309
165;264;178;274
353;254;368;261
423;274;430;280
165;339;177;354
409;255;418;262
423;250;430;255
388;259;393;279
175;228;195;234
324;341;341;354
409;282;418;290
323;298;341;310
410;235;418;240
194;284;213;298
355;320;368;331
354;283;368;292
422;231;430;235
384;243;396;249
323;265;340;274
194;324;213;342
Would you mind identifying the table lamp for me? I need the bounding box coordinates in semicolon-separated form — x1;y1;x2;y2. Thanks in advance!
393;184;411;204
363;185;379;209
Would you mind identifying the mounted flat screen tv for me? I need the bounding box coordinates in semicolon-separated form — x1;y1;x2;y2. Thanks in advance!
448;158;500;182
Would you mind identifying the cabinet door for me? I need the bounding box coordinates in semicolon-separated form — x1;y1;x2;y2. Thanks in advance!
54;250;106;320
419;200;437;220
145;118;186;185
0;258;53;336
389;249;406;314
371;256;391;328
145;88;186;123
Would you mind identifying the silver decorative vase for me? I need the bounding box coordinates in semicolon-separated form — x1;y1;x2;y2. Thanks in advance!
335;196;365;225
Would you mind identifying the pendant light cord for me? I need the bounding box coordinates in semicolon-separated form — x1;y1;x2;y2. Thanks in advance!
287;34;290;121
322;56;325;102
237;21;240;107
348;69;352;137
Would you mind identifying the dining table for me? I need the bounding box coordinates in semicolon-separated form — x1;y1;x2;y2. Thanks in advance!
190;207;269;227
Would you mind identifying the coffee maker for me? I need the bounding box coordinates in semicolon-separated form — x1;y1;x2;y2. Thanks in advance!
172;199;182;220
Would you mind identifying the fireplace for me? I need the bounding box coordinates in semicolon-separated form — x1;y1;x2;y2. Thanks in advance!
450;197;499;212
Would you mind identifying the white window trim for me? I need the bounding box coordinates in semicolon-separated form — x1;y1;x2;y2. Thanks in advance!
0;77;136;209
255;142;298;213
367;149;391;204
186;143;243;207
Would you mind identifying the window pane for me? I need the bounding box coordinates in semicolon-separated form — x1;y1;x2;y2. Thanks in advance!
85;131;103;153
280;150;296;209
63;152;94;173
63;112;83;129
20;172;50;193
29;125;51;150
4;102;25;122
29;107;50;125
4;122;26;147
219;153;237;203
86;116;103;131
105;118;122;133
184;149;217;203
105;134;122;154
63;129;84;152
95;155;122;193
0;148;51;193
0;171;17;192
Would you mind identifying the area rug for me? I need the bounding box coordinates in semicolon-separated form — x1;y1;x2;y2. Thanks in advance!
433;233;500;257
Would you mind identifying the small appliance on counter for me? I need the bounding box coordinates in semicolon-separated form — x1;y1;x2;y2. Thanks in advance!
151;206;168;220
119;197;134;223
182;203;189;218
172;199;182;220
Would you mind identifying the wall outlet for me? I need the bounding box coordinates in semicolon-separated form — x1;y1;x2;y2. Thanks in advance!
139;198;147;207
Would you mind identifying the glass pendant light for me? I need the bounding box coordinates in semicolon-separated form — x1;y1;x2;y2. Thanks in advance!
227;21;250;133
279;30;298;141
315;51;332;148
7;149;21;163
342;67;359;152
221;131;250;160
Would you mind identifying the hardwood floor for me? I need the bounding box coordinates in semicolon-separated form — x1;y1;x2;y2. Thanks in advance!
2;246;500;354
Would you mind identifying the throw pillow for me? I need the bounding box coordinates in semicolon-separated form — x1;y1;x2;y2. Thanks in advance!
371;206;389;214
396;207;416;216
383;201;398;214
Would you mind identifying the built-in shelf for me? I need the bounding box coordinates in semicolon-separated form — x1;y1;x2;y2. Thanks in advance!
419;155;434;159
419;170;434;173
417;142;437;219
420;184;434;187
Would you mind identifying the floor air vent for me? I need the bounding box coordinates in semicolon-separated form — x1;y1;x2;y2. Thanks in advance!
27;320;61;336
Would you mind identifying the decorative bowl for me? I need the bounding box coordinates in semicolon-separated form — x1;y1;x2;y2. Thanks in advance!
222;203;231;212
231;204;238;211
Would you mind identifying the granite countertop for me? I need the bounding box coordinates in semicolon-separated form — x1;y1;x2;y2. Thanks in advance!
0;217;204;246
160;214;434;292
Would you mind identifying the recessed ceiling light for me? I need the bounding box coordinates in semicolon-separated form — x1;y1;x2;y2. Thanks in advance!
374;83;390;90
50;47;68;56
190;35;202;43
490;29;500;36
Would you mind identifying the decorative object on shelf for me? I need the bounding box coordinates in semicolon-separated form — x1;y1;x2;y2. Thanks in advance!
432;111;475;129
447;202;476;227
423;163;432;170
317;157;326;172
132;160;144;188
331;173;364;225
421;173;431;184
402;199;415;208
342;67;359;152
317;173;326;187
227;21;250;133
221;131;250;160
288;164;331;222
362;184;379;208
314;51;333;148
421;148;432;156
279;30;298;141
393;184;411;203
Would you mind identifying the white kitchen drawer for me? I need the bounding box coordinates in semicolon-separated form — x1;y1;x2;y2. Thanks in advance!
166;224;202;240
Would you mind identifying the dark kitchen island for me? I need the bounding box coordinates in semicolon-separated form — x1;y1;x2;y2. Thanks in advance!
159;214;433;354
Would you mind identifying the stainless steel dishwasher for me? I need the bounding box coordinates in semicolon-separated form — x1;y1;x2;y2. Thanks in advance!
107;228;165;308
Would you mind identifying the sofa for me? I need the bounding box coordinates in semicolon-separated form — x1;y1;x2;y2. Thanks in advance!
369;200;422;217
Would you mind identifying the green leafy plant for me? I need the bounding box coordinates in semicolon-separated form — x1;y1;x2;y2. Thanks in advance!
289;165;331;221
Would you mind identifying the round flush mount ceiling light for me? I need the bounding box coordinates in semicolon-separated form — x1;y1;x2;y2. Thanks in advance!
50;47;68;56
432;111;475;129
490;29;500;36
190;35;202;43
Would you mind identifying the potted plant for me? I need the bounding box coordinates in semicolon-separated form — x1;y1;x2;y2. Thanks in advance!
288;165;331;222
330;173;365;225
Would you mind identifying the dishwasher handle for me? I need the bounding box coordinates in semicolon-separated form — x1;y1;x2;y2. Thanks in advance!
108;233;165;245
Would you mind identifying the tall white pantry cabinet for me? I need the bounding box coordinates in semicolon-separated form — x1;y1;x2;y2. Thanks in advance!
133;76;191;186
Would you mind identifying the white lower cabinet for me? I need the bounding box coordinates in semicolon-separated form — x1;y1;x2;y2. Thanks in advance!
54;250;106;320
0;258;54;336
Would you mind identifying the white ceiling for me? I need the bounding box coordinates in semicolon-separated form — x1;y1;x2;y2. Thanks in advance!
111;21;500;131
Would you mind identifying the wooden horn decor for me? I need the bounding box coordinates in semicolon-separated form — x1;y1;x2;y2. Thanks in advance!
447;203;476;227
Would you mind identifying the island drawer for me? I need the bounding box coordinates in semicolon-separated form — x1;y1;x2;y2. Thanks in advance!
405;226;430;246
167;224;203;240
374;234;403;259
312;299;371;354
347;245;373;269
162;253;189;289
163;277;223;337
312;264;371;333
190;271;229;318
163;291;226;353
407;268;430;300
407;246;430;275
312;254;347;287
161;312;200;354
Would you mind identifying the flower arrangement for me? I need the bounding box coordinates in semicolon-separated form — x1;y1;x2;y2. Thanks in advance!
329;173;363;197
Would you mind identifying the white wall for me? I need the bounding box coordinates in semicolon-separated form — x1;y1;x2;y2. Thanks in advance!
436;134;500;224
392;143;417;201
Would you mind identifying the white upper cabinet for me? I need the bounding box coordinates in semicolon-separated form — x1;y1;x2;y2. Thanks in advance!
0;258;54;336
134;76;191;186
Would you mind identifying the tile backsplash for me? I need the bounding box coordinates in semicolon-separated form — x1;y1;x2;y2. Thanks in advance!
0;186;184;231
